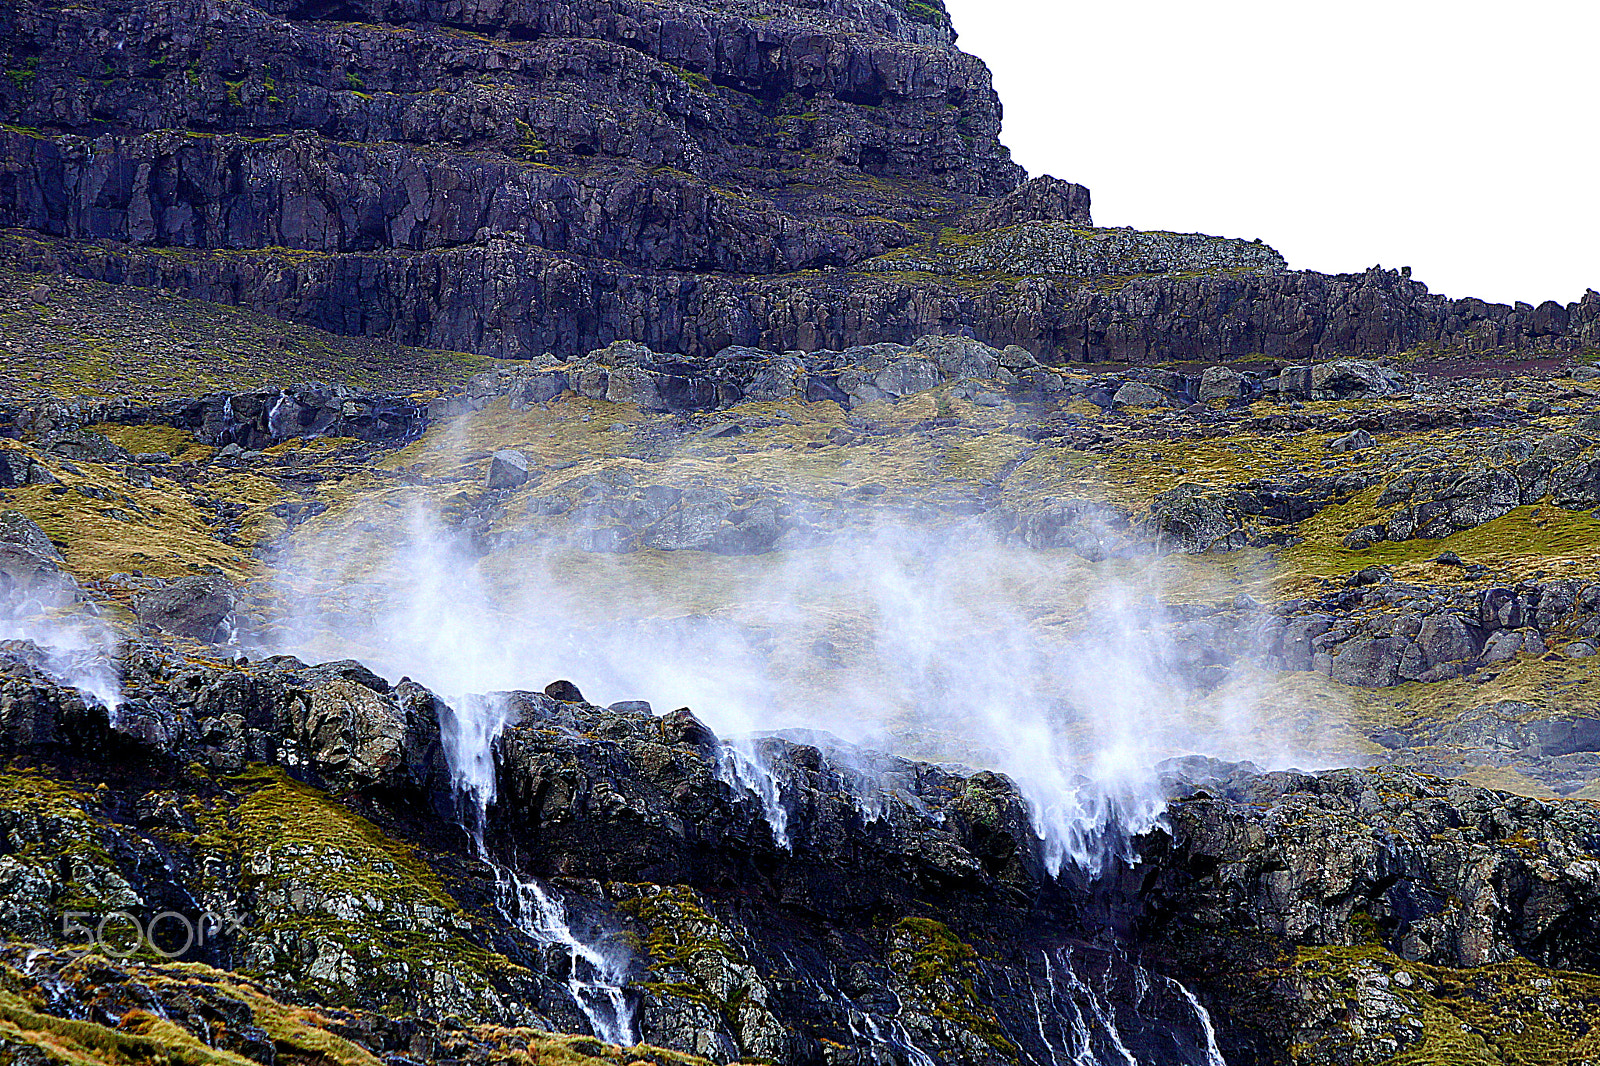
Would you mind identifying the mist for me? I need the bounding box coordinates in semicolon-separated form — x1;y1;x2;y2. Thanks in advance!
265;453;1345;874
0;585;121;713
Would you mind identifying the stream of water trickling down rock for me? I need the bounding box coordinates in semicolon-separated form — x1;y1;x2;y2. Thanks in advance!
439;686;1230;1065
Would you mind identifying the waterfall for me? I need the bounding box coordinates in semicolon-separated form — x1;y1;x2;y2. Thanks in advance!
0;617;121;719
715;740;791;850
436;692;638;1046
502;870;637;1047
266;391;294;441
438;691;512;846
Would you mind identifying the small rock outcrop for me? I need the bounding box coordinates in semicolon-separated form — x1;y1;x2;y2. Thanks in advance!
136;575;238;643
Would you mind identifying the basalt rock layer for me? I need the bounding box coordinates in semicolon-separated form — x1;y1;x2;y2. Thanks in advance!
2;0;1597;362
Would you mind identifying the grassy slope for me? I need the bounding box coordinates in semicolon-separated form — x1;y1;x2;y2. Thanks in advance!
0;265;493;402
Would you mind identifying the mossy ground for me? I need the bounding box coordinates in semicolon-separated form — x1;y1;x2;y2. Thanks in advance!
1282;945;1600;1065
0;439;276;584
197;765;524;1012
885;918;1015;1055
0;759;524;1018
0;264;492;401
0;951;723;1066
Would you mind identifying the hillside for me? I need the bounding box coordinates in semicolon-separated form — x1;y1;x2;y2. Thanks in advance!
2;1;1600;1065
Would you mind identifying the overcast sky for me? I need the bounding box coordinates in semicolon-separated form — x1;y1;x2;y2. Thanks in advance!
944;0;1597;307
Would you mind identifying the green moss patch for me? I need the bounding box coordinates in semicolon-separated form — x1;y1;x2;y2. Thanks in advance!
1283;946;1600;1065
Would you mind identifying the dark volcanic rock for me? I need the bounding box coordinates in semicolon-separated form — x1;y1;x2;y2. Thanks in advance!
136;574;239;643
957;174;1093;230
3;0;1595;362
3;648;1600;1064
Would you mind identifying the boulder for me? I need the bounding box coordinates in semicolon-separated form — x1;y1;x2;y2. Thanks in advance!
1342;525;1386;549
604;366;668;408
1278;365;1314;399
1326;429;1375;453
302;680;416;788
1012;499;1137;560
0;511;59;561
1112;383;1170;408
544;679;584;703
41;428;131;464
0;542;77;611
507;370;568;410
659;707;717;747
136;575;238;643
869;358;941;401
1197;366;1244;403
1327;636;1400;687
957;175;1093;230
643;487;734;550
484;450;530;490
1311;360;1394;399
1150;485;1242;554
0;448;50;487
910;335;1001;380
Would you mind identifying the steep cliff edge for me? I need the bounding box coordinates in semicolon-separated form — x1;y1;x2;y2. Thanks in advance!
3;645;1600;1066
2;0;1595;362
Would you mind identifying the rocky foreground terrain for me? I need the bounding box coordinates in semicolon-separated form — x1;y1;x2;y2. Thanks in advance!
4;0;1600;1063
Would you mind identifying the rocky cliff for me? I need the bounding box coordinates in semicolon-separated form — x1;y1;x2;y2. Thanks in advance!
2;0;1596;362
8;632;1600;1066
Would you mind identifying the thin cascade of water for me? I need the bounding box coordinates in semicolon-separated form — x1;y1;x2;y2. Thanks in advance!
505;871;637;1047
853;1011;936;1066
266;391;293;440
1033;947;1228;1066
716;740;791;850
1166;978;1227;1066
435;692;636;1046
811;956;938;1066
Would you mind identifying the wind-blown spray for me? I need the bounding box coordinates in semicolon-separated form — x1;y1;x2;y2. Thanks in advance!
270;494;1305;878
0;549;120;714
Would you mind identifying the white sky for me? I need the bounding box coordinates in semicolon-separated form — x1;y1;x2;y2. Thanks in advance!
944;0;1597;307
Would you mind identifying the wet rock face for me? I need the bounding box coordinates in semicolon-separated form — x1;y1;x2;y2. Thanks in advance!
4;643;1600;1064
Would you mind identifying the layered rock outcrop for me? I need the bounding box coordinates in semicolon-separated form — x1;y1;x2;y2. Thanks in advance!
2;0;1596;363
